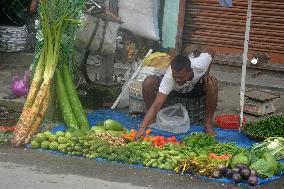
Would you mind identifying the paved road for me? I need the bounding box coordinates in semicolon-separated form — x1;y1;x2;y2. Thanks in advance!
0;144;283;189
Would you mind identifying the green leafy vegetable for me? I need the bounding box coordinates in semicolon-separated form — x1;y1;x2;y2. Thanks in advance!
250;152;283;178
182;132;217;151
250;137;284;160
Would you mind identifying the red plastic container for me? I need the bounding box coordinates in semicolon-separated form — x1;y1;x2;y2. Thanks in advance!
0;126;16;132
215;114;247;129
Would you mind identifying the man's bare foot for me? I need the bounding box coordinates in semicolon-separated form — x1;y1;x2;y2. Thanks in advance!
204;126;217;137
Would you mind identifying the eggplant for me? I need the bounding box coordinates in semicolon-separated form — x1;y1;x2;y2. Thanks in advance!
232;167;241;174
240;168;251;180
217;164;226;175
225;168;233;178
212;170;222;178
250;169;257;177
248;175;258;186
232;172;242;183
235;163;248;170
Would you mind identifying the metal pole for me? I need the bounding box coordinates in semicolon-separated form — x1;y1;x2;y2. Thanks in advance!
240;0;253;131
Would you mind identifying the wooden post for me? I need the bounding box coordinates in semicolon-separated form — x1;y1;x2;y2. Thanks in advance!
175;0;186;55
99;53;114;84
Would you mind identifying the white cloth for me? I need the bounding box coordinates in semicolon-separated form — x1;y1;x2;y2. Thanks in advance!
159;53;212;94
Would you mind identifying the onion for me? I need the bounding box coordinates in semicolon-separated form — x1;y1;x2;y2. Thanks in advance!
232;172;242;183
250;169;257;177
10;70;29;97
248;175;258;186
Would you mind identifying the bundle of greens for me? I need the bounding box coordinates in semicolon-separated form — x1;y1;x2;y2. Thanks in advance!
12;0;83;146
55;65;89;132
250;137;284;160
182;132;217;152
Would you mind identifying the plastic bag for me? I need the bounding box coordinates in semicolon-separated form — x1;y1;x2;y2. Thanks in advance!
118;0;160;40
150;103;190;133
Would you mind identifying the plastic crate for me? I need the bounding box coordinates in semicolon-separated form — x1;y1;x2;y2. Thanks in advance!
215;114;247;129
0;126;15;132
164;95;205;123
128;81;146;113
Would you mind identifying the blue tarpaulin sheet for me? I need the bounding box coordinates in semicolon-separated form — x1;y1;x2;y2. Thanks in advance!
33;109;283;185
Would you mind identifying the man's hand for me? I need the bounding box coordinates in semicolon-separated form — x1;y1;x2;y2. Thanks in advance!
134;127;146;141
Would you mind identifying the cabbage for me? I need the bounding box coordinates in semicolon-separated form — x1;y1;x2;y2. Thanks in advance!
231;153;250;167
250;152;283;178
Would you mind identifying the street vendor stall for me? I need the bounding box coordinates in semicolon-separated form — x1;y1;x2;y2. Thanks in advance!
9;0;284;187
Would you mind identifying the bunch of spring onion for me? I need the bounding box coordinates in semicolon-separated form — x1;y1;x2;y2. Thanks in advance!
12;0;83;146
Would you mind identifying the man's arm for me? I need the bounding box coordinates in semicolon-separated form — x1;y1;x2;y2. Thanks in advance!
134;92;167;139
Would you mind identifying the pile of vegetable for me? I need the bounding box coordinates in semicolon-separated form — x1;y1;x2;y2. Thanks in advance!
182;132;217;151
145;136;180;147
214;163;258;185
175;152;229;177
90;119;129;137
121;128;151;141
144;147;187;170
89;132;125;147
29;117;284;186
243;115;284;140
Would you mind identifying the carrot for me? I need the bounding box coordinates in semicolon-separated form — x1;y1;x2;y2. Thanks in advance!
145;128;151;135
209;153;218;159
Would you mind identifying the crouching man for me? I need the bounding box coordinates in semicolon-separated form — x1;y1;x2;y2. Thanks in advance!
134;51;218;140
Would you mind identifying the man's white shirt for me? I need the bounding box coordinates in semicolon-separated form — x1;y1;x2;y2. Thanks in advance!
159;53;212;95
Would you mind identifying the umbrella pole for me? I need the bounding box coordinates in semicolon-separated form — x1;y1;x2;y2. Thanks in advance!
240;0;253;132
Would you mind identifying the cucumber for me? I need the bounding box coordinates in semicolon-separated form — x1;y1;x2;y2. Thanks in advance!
157;156;164;163
158;151;165;157
168;150;179;156
146;159;156;167
165;152;172;159
152;163;158;167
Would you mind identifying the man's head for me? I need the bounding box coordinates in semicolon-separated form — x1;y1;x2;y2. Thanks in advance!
171;55;194;86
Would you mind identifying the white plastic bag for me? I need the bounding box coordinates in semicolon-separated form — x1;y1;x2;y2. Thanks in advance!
75;14;120;54
150;103;190;133
118;0;160;40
